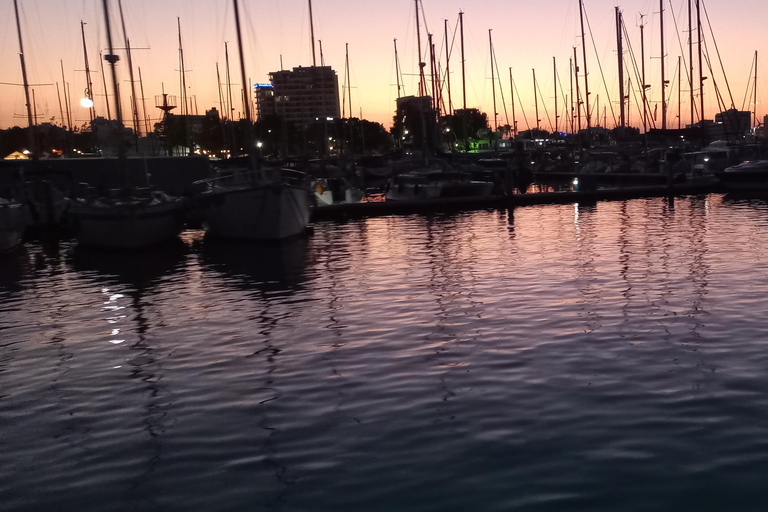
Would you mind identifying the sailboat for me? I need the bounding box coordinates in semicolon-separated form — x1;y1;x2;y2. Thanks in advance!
196;0;311;241
68;0;186;249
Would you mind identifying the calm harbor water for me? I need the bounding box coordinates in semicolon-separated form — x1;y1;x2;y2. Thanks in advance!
3;194;768;511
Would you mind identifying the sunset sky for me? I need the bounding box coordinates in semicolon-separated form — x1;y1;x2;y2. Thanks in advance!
1;0;767;133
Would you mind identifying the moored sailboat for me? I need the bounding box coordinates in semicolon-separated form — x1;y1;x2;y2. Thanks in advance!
68;0;186;249
196;0;311;241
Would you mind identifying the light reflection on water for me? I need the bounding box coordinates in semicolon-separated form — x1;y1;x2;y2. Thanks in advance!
3;194;768;511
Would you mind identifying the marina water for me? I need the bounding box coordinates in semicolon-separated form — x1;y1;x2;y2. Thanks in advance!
3;194;768;511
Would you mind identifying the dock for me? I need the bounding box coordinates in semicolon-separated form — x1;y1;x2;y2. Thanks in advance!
311;181;724;221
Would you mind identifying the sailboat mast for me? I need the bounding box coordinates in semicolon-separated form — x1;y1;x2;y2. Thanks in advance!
13;0;36;156
346;43;352;118
117;0;140;135
216;62;225;119
394;39;402;99
319;40;325;66
60;61;72;130
696;0;704;122
428;33;436;110
56;83;65;128
678;56;682;129
459;11;466;110
415;0;426;97
444;20;452;116
138;66;150;135
553;57;558;132
489;30;497;131
688;0;694;124
578;0;591;128
101;0;125;168
100;51;112;120
570;58;574;132
574;46;581;131
640;21;647;132
533;69;539;131
232;0;255;164
754;51;758;130
616;7;625;128
308;0;317;66
178;18;188;116
660;0;666;129
509;68;517;137
225;42;234;121
81;21;96;121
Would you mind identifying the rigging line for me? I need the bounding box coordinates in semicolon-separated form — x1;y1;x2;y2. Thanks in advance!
584;6;617;126
511;72;531;131
741;53;755;112
623;20;657;129
702;38;727;114
491;44;509;127
535;74;553;131
701;0;734;109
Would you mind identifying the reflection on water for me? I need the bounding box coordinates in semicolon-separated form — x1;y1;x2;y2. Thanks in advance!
5;195;768;511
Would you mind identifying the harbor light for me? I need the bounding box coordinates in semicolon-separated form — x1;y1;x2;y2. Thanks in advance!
80;98;94;108
256;142;263;148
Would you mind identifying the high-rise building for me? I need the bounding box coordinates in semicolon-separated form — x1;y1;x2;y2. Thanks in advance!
268;66;340;125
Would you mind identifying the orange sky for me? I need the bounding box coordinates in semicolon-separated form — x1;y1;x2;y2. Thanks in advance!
1;0;767;133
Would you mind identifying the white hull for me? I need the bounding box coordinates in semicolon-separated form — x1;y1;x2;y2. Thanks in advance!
0;202;26;253
202;183;311;240
70;199;186;249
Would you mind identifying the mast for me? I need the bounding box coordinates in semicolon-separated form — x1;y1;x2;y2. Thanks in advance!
533;69;540;131
232;0;255;166
56;83;65;128
570;57;574;132
754;51;758;130
574;46;581;131
678;56;682;129
444;19;452;116
101;0;125;165
138;66;150;135
61;61;72;130
81;21;96;121
489;30;497;131
415;0;426;97
319;40;325;66
308;0;317;66
640;20;647;132
118;0;140;136
553;57;558;132
688;0;694;124
616;7;625;128
697;0;704;122
13;0;36;156
216;62;225;119
225;42;234;121
660;0;666;129
509;68;517;137
459;11;466;109
578;0;591;128
178;18;188;116
394;39;402;99
100;51;112;120
428;33;436;110
346;43;352;118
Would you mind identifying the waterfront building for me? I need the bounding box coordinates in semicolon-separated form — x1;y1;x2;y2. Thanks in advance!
268;66;340;125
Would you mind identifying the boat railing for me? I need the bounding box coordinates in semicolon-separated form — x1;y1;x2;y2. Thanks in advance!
194;168;308;189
